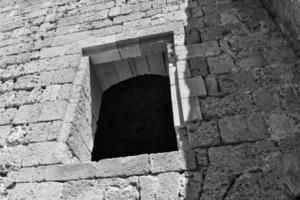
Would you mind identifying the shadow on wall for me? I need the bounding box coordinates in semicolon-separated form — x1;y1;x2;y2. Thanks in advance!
175;0;209;199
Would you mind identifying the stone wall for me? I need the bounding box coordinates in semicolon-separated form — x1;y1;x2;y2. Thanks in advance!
0;0;299;199
262;0;300;57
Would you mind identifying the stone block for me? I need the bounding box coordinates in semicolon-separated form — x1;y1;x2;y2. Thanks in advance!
114;59;133;82
267;113;299;140
67;123;92;162
188;56;208;76
139;38;167;55
105;185;139;200
118;39;142;59
209;141;276;173
185;28;201;45
0;142;72;167
224;172;292;200
218;71;259;94
61;180;104;200
282;147;300;198
176;60;191;79
176;126;189;151
13;104;41;124
187;120;220;148
147;53;166;76
14;73;52;90
194;149;209;166
155;172;182;200
38;101;68;122
139;172;182;200
176;41;221;60
96;154;149;177
150;151;196;173
0;125;10;147
25;121;62;143
205;75;219;96
135;56;150;75
208;54;235;74
0;108;16;125
8;163;97;183
218;113;269;144
254;87;280;112
181;97;202;122
51;68;76;84
40;46;68;58
179;76;207;98
200;26;223;41
7;182;63;200
139;176;156;200
90;46;121;65
200;93;256;119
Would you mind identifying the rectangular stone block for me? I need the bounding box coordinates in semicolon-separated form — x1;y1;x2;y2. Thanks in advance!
135;56;150;75
13;104;41;124
8;163;97;183
176;41;221;60
208;54;235;74
187;121;220;148
0;125;10;147
25;121;62;143
0;142;72;167
181;97;202;122
67;123;92;162
38;101;68;122
147;53;166;76
218;113;270;144
0;108;16;125
114;59;133;81
179;76;207;98
176;60;191;79
118;39;142;59
96;154;149;177
7;182;63;200
150;151;196;173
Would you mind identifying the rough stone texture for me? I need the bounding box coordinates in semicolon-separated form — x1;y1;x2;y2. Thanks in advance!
262;0;300;57
0;0;299;199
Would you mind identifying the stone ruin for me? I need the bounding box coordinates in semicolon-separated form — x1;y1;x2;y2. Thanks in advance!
0;0;299;199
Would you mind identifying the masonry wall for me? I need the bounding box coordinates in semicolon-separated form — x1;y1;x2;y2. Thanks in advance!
0;0;299;199
262;0;300;57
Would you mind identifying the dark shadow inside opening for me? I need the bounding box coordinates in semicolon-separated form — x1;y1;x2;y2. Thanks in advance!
92;75;178;161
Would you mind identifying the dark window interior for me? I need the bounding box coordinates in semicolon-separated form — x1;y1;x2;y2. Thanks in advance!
92;75;178;161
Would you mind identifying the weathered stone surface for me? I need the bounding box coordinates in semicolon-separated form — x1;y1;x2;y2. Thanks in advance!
187;120;220;147
139;172;182;200
0;108;16;125
8;163;97;183
208;54;235;74
7;182;64;200
218;113;269;144
267;112;300;140
178;76;207;98
209;140;277;173
254;87;280;112
188;56;208;76
205;74;219;96
97;154;149;177
176;41;221;60
0;125;10;147
281;147;300;198
0;142;72;167
200;93;256;119
181;97;202;122
218;71;259;94
225;172;292;200
150;151;196;173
